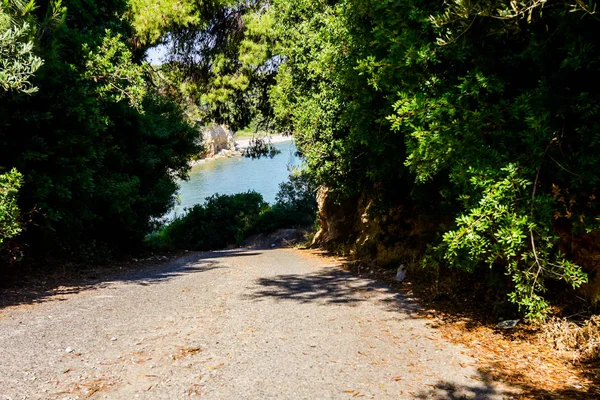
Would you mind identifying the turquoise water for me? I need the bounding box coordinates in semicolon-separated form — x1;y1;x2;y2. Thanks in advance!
171;140;301;218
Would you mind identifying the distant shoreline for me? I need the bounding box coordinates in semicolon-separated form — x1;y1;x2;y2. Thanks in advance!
234;134;294;149
189;134;294;167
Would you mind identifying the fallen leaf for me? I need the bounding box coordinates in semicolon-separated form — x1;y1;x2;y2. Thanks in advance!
205;363;225;370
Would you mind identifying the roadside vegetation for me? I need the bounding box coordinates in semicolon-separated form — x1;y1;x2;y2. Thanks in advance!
0;0;200;266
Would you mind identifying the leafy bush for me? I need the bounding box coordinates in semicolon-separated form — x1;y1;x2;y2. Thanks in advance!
0;169;22;246
151;191;269;251
265;0;600;318
0;168;23;267
0;0;200;262
252;171;317;233
0;0;43;94
149;172;317;251
275;171;317;215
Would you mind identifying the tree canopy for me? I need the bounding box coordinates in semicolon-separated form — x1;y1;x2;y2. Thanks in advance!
131;0;276;130
256;0;600;318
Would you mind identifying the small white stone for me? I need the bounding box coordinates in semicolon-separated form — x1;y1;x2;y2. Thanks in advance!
496;319;520;329
65;347;75;353
395;264;406;281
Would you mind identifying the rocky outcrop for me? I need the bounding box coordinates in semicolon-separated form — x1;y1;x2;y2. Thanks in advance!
311;185;425;268
202;124;236;158
311;186;359;248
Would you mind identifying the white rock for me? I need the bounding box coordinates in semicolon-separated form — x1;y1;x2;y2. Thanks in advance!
395;264;406;281
202;124;235;158
496;319;520;329
65;347;74;353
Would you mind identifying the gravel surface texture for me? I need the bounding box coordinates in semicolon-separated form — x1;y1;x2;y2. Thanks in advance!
0;248;511;399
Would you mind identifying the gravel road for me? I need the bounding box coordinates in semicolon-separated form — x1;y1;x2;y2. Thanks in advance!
0;248;511;399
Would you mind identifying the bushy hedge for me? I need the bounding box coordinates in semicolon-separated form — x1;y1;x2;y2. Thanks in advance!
149;173;317;251
255;178;316;233
151;191;268;251
0;169;22;263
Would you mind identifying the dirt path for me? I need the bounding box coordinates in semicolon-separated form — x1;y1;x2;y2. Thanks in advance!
0;249;512;399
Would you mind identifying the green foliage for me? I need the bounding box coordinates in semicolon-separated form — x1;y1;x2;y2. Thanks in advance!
384;0;598;318
128;0;201;44
423;164;588;319
149;172;316;251
252;171;317;233
151;191;269;251
0;0;200;261
0;169;22;246
267;0;600;318
269;0;423;198
139;0;277;131
82;30;146;110
0;0;43;94
275;170;317;215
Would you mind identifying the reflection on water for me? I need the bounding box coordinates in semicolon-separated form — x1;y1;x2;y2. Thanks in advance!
171;140;301;218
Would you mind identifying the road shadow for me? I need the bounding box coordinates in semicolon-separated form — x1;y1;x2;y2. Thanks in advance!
247;262;422;316
414;369;600;399
0;249;260;312
413;371;503;399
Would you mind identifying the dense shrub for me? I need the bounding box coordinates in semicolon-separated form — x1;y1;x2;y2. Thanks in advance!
275;171;317;216
149;173;317;251
0;169;22;253
252;171;317;233
150;191;269;251
0;0;200;262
